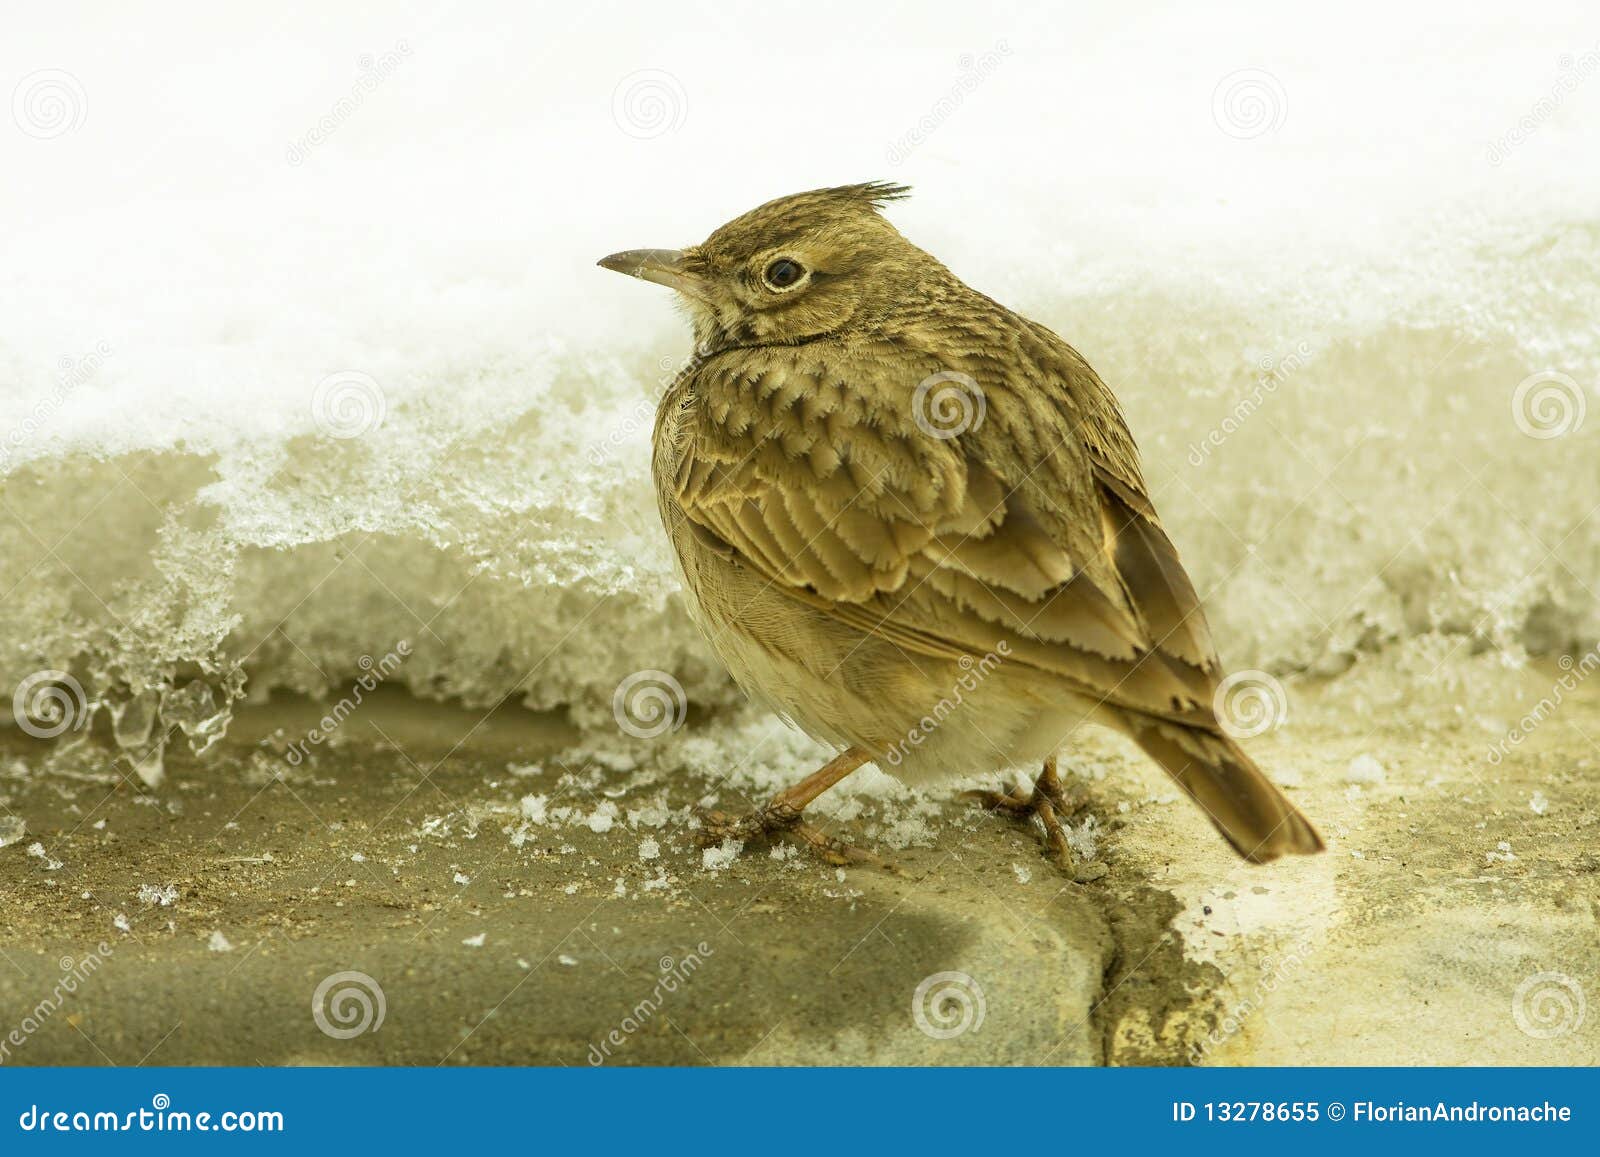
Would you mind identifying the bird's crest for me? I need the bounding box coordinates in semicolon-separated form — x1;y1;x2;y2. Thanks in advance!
819;181;912;212
698;182;911;258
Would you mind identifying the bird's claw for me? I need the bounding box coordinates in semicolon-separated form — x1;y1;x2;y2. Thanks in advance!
963;771;1106;883
695;804;897;872
696;802;801;846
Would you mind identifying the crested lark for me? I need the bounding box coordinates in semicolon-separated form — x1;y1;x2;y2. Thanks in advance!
599;183;1323;873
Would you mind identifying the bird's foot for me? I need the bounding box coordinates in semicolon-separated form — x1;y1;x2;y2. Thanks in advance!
962;760;1106;882
696;802;895;871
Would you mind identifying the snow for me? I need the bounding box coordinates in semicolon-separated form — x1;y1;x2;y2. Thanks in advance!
137;883;179;906
1486;841;1518;864
1344;756;1388;785
0;816;25;848
628;801;671;829
701;837;744;872
1066;817;1102;862
208;930;234;952
3;3;1597;776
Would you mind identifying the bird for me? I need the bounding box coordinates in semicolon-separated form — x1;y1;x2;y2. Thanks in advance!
597;182;1323;875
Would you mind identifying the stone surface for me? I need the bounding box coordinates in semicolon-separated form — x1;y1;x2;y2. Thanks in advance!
1;662;1595;1066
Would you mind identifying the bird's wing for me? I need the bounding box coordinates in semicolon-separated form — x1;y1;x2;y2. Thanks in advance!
668;336;1220;723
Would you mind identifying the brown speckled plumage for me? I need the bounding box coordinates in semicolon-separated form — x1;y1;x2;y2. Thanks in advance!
603;183;1322;865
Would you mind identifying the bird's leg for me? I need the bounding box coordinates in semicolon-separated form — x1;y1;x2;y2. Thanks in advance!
963;755;1094;878
698;746;892;869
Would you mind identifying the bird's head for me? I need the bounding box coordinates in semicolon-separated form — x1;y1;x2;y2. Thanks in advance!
598;182;934;351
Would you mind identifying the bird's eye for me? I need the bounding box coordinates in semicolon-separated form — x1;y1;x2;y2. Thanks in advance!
762;258;805;290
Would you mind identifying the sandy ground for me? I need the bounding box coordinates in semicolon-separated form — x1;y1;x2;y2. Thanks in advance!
1;660;1595;1067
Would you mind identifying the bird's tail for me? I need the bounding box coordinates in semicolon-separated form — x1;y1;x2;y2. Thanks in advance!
1125;717;1324;862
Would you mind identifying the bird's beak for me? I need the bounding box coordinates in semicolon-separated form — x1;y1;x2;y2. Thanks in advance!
596;248;706;299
